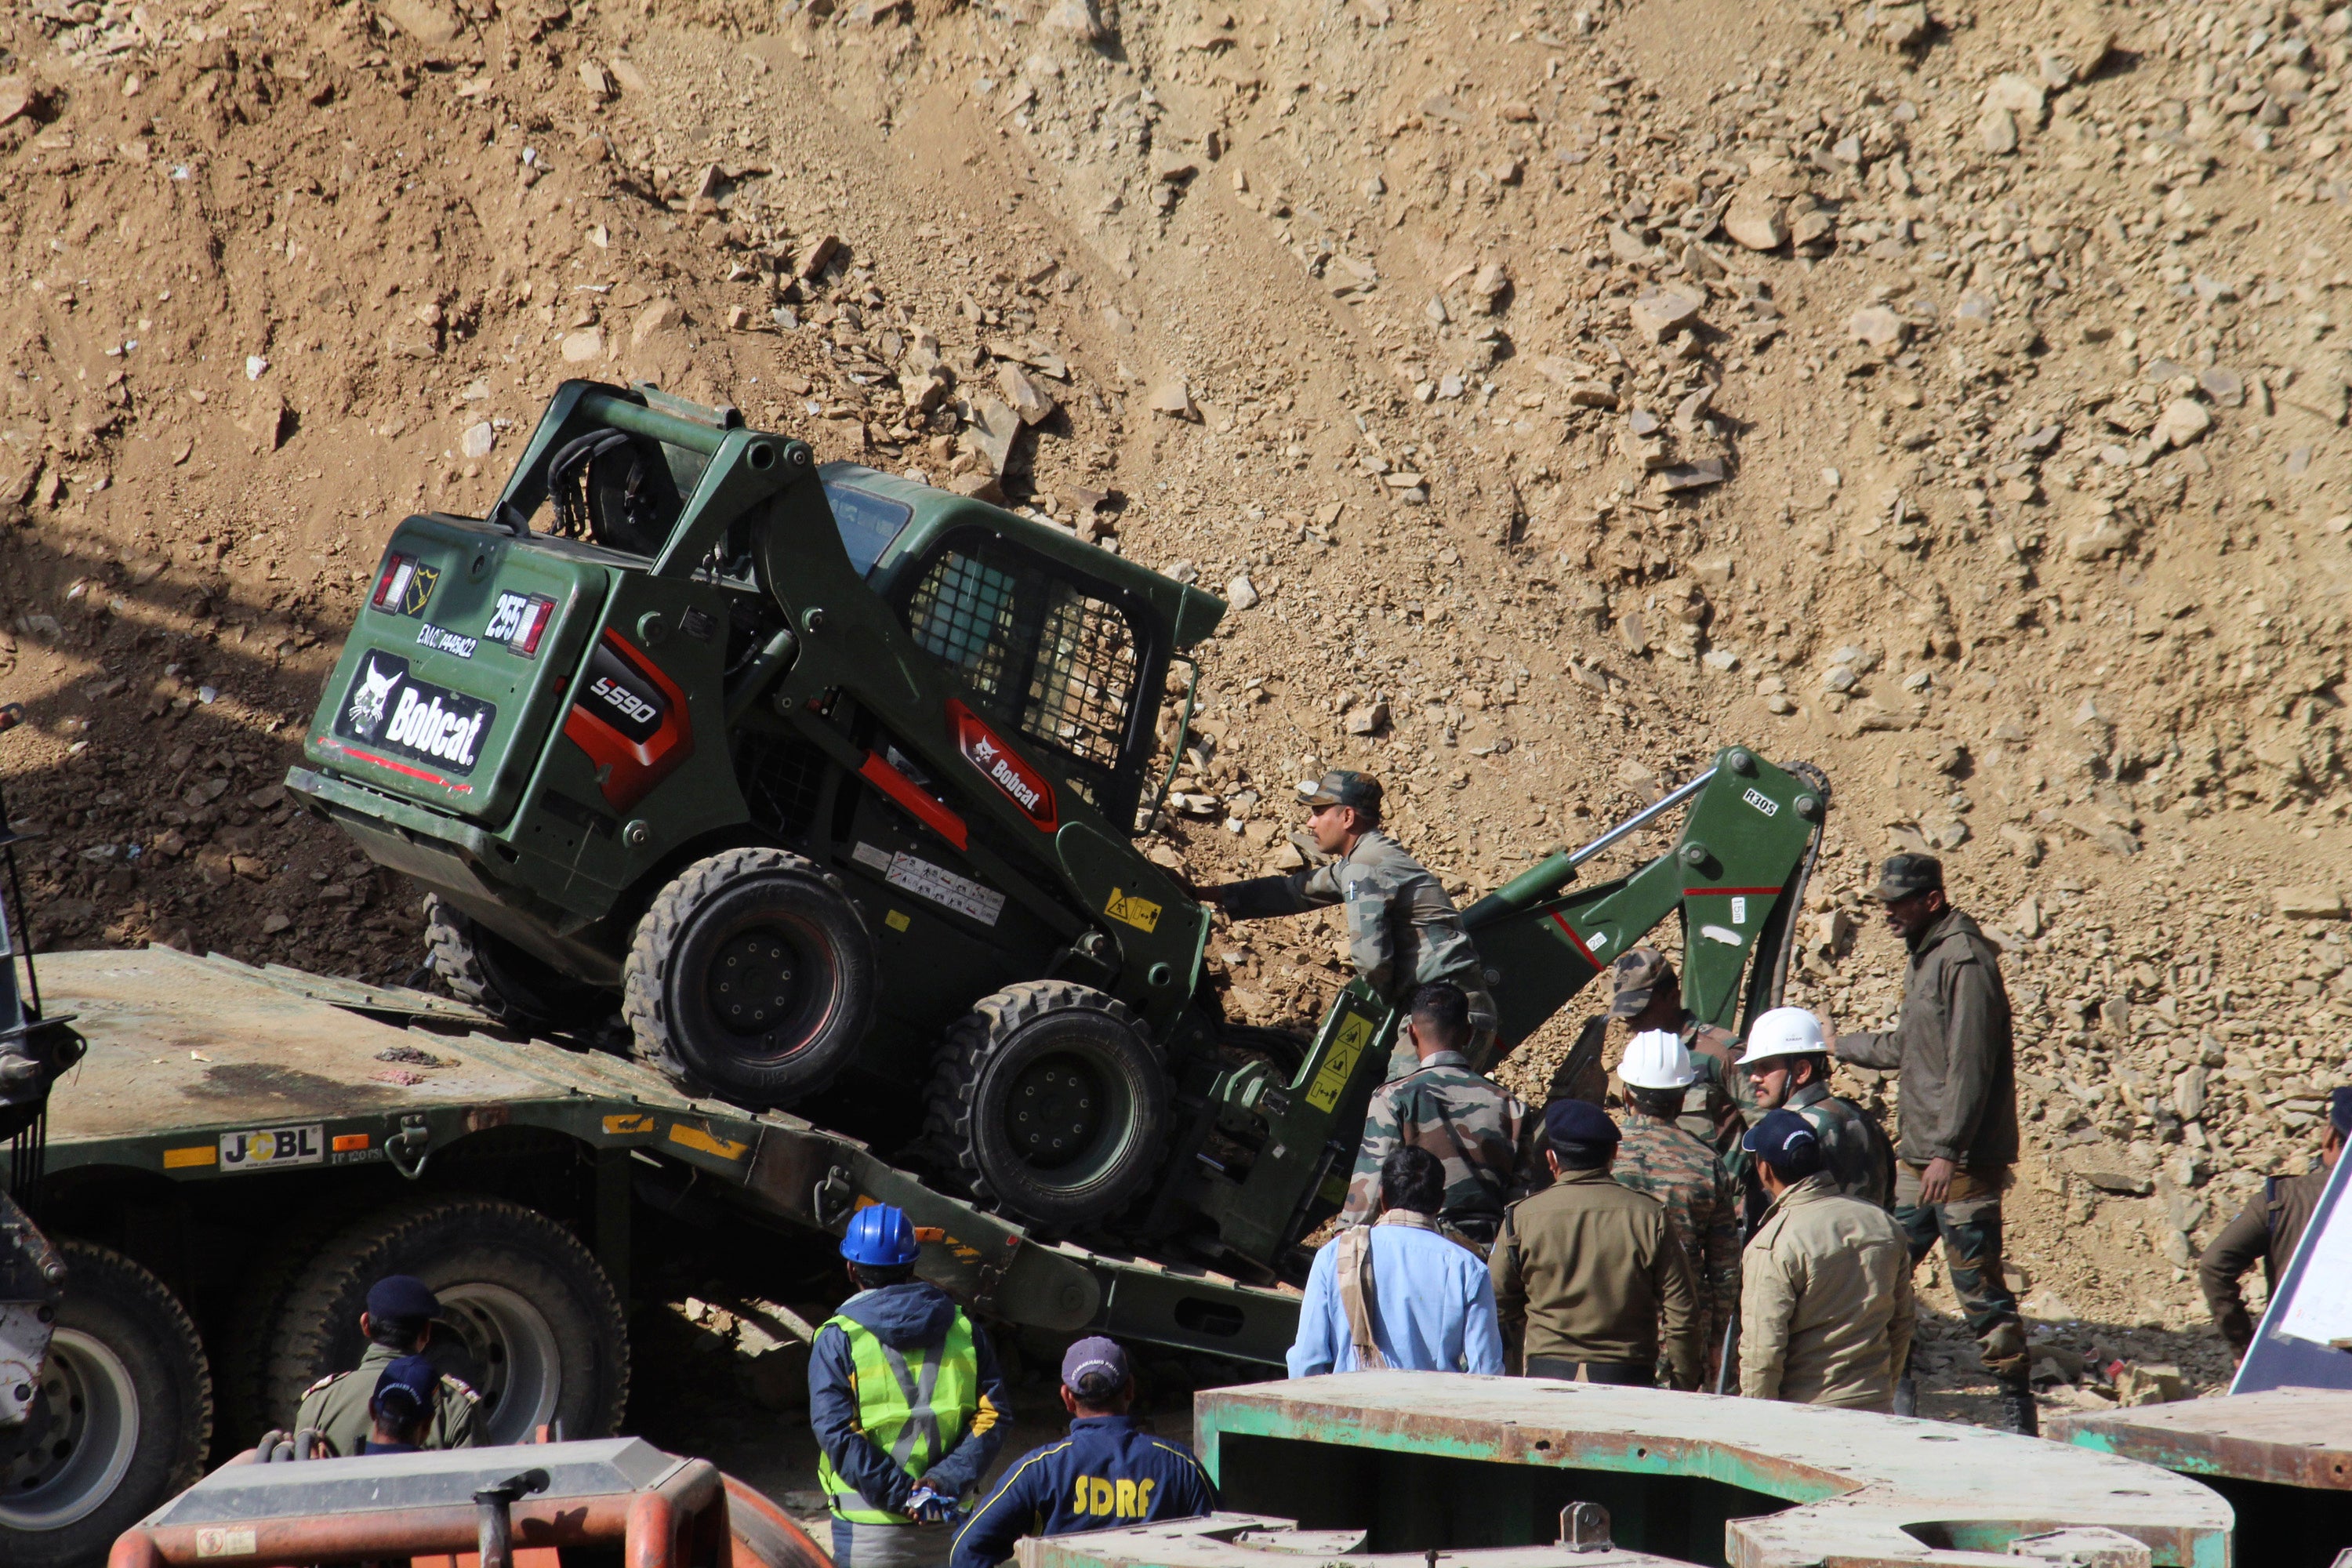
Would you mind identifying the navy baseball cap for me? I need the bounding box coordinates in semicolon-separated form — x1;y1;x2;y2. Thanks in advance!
1743;1109;1824;1176
372;1353;439;1417
2332;1086;2352;1136
1061;1336;1129;1399
1542;1097;1621;1152
366;1275;441;1320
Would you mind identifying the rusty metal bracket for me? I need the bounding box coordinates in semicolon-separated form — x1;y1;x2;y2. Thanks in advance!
1558;1502;1611;1553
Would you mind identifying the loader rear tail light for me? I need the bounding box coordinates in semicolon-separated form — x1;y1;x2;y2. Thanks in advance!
513;595;555;656
372;553;418;610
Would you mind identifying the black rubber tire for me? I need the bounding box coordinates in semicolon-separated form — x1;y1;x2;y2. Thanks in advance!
0;1242;212;1568
423;895;612;1036
622;847;876;1108
211;1207;357;1454
262;1198;628;1448
924;981;1169;1231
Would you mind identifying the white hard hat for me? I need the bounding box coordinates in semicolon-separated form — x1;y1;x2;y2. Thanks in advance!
1618;1029;1697;1090
1740;1007;1828;1067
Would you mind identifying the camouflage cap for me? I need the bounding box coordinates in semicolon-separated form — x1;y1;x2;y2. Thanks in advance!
1607;946;1676;1018
1301;769;1383;817
1871;853;1944;902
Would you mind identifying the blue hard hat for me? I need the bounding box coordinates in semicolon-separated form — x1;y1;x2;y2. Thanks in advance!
841;1203;921;1266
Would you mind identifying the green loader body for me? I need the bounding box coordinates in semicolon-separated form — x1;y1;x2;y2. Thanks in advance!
290;381;1831;1283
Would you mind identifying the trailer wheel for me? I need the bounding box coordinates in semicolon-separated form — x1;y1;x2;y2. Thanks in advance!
424;895;612;1036
264;1198;628;1448
0;1242;212;1568
925;981;1168;1232
623;847;876;1107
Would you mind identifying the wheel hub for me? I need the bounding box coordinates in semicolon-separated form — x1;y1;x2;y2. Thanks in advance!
709;927;802;1036
0;1329;141;1530
1008;1056;1102;1169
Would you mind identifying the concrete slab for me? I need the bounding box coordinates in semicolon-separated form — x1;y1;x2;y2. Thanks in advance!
1183;1374;2231;1568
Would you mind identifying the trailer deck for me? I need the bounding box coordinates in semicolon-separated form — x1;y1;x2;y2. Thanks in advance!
35;945;1301;1365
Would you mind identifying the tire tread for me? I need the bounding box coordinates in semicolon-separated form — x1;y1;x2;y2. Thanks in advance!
921;980;1159;1221
261;1196;629;1439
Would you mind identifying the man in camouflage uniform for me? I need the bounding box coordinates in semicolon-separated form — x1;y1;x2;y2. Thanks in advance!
1207;770;1498;1075
1611;1029;1741;1388
1833;854;2032;1435
1547;948;1760;1171
1342;982;1541;1250
1740;1006;1894;1210
293;1275;482;1457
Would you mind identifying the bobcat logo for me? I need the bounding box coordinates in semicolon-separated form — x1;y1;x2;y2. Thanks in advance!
346;656;400;738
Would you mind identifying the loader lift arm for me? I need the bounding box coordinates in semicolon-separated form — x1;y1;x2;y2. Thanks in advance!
1185;746;1830;1279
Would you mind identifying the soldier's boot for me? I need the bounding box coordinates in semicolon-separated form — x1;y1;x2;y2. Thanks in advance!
1980;1322;2032;1435
1892;1371;1918;1418
1994;1372;2038;1437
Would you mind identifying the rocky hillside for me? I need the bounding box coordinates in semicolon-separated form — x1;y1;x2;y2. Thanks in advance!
5;0;2352;1418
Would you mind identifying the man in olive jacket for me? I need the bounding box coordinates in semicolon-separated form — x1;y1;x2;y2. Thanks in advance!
1739;1110;1914;1412
1490;1098;1703;1390
2199;1087;2350;1356
1833;854;2032;1433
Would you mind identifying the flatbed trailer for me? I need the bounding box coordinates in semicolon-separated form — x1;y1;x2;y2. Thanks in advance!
6;944;1297;1568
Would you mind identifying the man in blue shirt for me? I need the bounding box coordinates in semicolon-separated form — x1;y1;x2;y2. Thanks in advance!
1287;1146;1506;1375
360;1355;439;1455
949;1338;1216;1568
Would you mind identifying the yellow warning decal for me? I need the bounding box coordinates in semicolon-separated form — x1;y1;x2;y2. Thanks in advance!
1105;887;1162;932
885;909;912;932
163;1145;217;1169
668;1122;750;1161
1305;1012;1377;1112
603;1113;657;1136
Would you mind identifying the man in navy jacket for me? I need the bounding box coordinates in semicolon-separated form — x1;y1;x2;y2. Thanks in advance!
949;1338;1216;1568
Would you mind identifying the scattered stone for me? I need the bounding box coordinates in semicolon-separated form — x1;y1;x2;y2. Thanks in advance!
2156;398;2212;448
1980;108;2020;155
1629;287;1702;342
1986;73;2049;126
2081;1167;2154;1196
0;78;34;128
1656;459;1726;492
1722;190;1788;251
998;362;1057;426
380;0;461;46
1344;699;1389;735
2275;886;2347;919
561;328;605;362
967;397;1023;475
459;422;495;460
1849;306;1907;348
1042;0;1109;40
1227;573;1261;611
1146;378;1198;419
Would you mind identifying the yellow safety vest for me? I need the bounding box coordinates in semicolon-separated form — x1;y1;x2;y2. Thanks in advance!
817;1310;979;1523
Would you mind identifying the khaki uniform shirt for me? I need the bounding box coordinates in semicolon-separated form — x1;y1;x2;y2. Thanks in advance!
1490;1166;1702;1388
1739;1173;1915;1412
293;1341;484;1457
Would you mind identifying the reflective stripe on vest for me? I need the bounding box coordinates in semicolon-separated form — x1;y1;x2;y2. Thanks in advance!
818;1310;980;1523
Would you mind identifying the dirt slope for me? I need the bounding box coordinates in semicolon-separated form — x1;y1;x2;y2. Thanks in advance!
6;0;2352;1419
